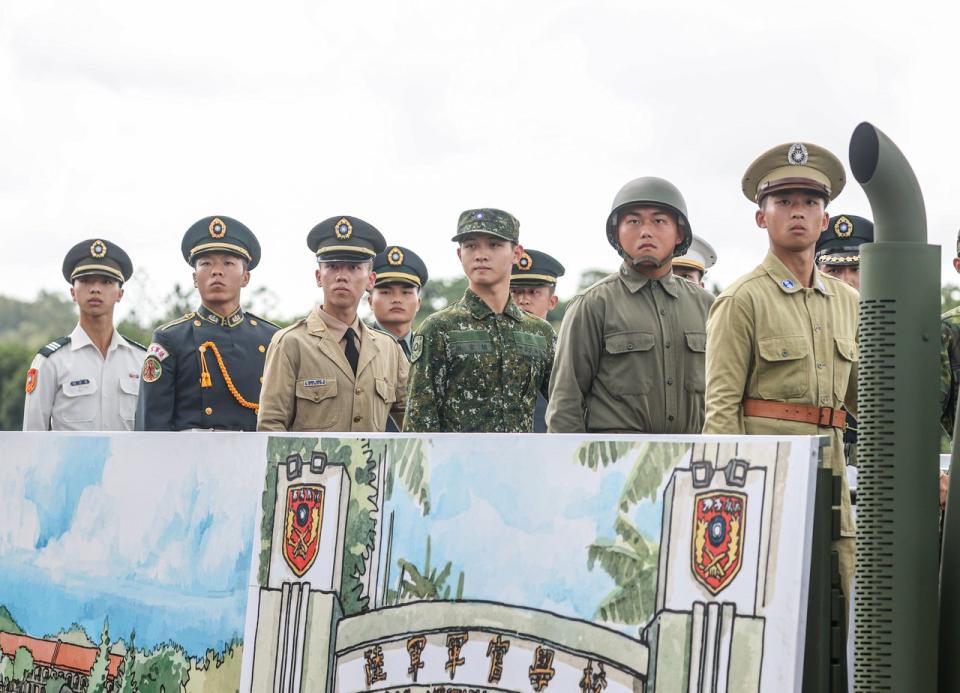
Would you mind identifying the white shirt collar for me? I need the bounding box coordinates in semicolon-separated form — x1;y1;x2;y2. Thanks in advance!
69;323;125;352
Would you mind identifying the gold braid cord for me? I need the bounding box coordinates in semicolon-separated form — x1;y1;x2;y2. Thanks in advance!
198;341;259;414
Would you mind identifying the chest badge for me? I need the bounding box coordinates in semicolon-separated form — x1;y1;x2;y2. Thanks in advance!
781;279;795;290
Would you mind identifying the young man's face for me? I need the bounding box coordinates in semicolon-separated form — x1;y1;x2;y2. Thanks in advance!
193;252;250;307
457;234;522;288
756;191;829;253
616;205;681;265
510;285;557;320
71;275;123;318
367;283;421;332
317;261;376;312
819;263;860;290
672;265;704;287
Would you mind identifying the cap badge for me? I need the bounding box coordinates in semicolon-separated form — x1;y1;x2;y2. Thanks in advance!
474;211;485;221
787;143;809;166
335;217;353;239
90;240;107;259
834;216;853;238
517;252;533;271
208;218;227;238
387;247;404;266
781;279;795;289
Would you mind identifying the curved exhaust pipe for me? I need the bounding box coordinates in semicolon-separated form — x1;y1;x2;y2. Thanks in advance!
850;122;940;692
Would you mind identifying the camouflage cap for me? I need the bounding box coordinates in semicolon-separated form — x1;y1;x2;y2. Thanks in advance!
452;208;520;243
742;142;846;204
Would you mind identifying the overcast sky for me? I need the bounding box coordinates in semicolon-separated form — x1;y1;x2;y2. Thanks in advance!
2;1;957;321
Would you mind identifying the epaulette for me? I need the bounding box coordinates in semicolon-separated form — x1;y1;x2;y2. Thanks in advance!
122;335;147;351
247;312;280;329
158;312;196;331
38;336;71;358
367;323;397;340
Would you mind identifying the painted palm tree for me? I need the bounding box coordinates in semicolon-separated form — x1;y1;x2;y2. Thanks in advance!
391;536;465;604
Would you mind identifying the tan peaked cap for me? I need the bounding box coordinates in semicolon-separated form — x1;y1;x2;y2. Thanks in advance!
742;142;846;204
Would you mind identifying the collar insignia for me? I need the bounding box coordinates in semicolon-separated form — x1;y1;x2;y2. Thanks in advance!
781;278;795;289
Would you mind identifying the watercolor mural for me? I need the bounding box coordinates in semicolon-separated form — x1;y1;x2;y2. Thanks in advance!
0;432;819;693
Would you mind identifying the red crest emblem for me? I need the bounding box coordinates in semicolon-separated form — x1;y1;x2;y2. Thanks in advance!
692;491;746;595
283;484;324;577
24;368;38;394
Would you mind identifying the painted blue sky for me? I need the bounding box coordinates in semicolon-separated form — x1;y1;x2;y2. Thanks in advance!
0;433;263;656
381;436;685;629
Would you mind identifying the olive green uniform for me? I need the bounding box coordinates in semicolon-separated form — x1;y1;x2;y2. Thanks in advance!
403;289;555;432
547;263;714;433
703;251;859;592
941;306;960;437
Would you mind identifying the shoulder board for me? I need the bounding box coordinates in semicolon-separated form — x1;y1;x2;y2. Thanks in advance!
368;324;398;340
38;336;71;358
246;312;280;329
122;335;147;351
158;312;196;331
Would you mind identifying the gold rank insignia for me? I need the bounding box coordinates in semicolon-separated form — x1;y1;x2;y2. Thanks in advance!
208;217;227;238
517;251;533;271
387;247;404;266
90;240;107;258
834;215;854;238
335;217;353;239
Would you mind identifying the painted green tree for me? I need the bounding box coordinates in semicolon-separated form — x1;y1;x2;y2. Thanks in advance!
578;440;690;625
390;535;465;604
89;618;111;693
12;645;34;681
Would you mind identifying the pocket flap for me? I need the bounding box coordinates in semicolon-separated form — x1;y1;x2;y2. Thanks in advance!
62;378;98;397
605;331;655;354
119;375;140;395
448;330;494;355
295;378;338;403
758;336;809;362
835;337;859;361
685;332;707;353
375;376;395;403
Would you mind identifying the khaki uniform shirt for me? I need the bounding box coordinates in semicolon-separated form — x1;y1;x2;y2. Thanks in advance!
703;251;859;537
257;307;408;432
547;263;715;434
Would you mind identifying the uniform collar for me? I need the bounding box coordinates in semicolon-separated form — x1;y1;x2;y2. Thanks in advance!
463;288;525;322
373;320;412;347
313;305;362;343
197;304;245;327
617;261;680;298
761;251;832;296
70;323;125;352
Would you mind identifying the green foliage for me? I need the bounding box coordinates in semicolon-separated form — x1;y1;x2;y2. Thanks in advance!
46;623;95;648
12;645;34;680
45;676;70;692
0;655;12;681
415;276;469;328
384;438;431;515
391;535;464;604
0;340;37;431
120;630;137;693
944;283;960;314
617;442;689;510
184;639;243;693
0;605;23;634
130;644;190;693
0;291;76;346
89;618;111;693
575;440;637;470
587;513;660;625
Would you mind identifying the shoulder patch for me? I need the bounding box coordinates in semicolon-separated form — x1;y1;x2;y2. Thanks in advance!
38;336;71;358
122;335;147;351
158;312;196;331
411;334;423;363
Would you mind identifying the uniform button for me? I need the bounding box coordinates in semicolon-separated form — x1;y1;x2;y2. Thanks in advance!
815;324;822;332
820;397;829;405
205;407;213;415
665;342;671;348
194;320;202;327
355;388;362;395
258;345;266;353
353;415;361;423
667;378;674;385
817;362;824;369
668;414;675;421
781;350;789;357
250;319;258;325
627;342;634;349
659;309;666;316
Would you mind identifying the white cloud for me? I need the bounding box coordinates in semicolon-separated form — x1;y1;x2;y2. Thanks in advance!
0;438;42;553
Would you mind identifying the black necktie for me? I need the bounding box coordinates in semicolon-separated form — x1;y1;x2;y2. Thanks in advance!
344;327;360;374
400;338;411;360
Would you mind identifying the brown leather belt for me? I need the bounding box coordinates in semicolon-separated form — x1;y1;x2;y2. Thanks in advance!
742;399;847;429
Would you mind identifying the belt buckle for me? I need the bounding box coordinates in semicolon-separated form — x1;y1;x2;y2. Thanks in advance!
818;406;837;428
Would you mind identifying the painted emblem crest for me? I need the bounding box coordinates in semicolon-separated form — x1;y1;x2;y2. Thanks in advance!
208;218;227;238
283;484;324;577
335;217;353;239
90;240;107;259
692;491;746;595
387;247;404;266
24;368;38;394
787;142;808;166
517;251;533;271
141;356;162;383
834;215;854;238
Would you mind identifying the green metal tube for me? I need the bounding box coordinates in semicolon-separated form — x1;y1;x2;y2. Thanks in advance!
850;122;940;692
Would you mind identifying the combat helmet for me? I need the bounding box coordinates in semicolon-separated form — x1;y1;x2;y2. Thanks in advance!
606;177;693;259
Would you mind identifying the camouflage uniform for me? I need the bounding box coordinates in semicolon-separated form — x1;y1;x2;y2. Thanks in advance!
941;306;960;437
403;289;555;432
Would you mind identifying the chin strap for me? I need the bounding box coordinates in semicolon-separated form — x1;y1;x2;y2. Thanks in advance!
199;341;260;414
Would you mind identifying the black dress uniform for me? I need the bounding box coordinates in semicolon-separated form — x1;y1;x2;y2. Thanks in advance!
510;248;565;433
135;216;279;430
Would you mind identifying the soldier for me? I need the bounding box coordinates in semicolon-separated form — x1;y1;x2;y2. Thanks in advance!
257;216;408;432
403;208;555;432
815;214;873;291
367;245;429;359
671;235;717;288
135;216;279;431
23;239;146;430
941;230;960;440
510;248;565;433
547;178;714;434
703;142;858;609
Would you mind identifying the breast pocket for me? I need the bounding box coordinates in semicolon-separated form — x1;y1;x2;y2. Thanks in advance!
833;337;859;400
757;336;810;400
59;377;99;423
118;375;140;422
447;330;495;357
603;331;656;395
684;331;707;393
294;378;339;431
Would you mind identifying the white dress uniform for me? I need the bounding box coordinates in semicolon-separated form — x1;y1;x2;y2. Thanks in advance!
22;323;147;431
